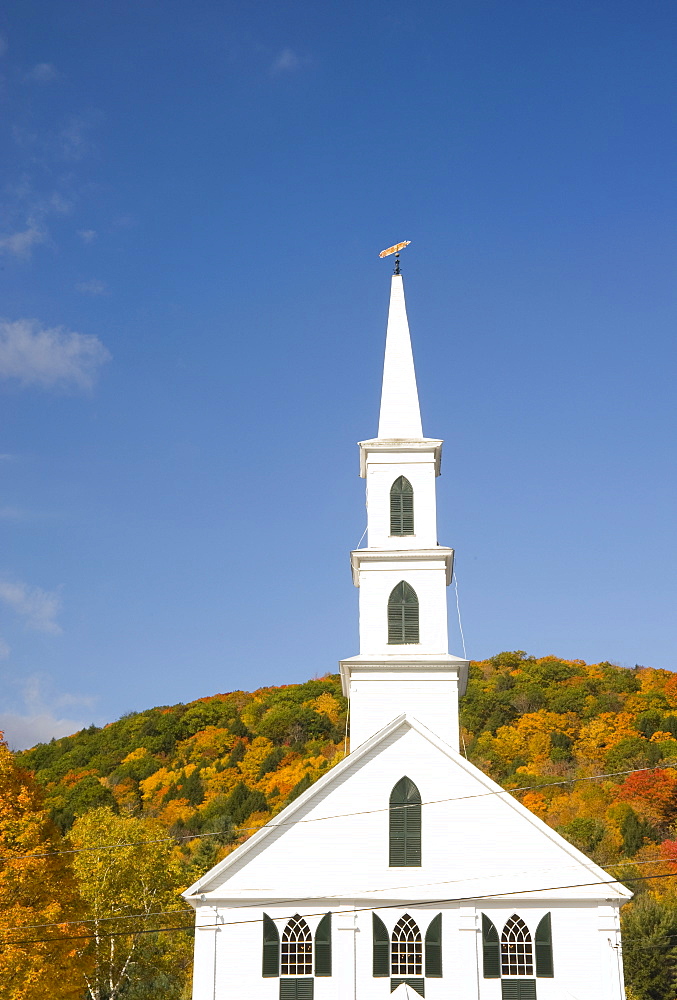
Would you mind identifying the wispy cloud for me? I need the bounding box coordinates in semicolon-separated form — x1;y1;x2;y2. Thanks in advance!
59;116;95;161
77;229;97;244
0;318;111;389
25;62;59;83
0;675;95;750
270;47;302;74
0;506;24;519
0;579;62;634
76;278;107;296
0;222;47;258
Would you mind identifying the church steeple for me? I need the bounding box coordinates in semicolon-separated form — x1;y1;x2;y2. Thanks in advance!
378;276;423;440
340;272;469;751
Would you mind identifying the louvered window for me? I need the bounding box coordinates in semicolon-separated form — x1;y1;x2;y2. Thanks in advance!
391;980;425;996
391;914;422;976
281;915;313;976
279;980;314;1000
389;777;422;866
387;582;419;644
501;915;533;977
501;981;536;1000
390;477;414;536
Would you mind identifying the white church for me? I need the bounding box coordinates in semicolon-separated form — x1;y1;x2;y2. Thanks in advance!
185;266;630;1000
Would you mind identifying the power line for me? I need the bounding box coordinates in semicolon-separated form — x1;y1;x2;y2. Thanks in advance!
2;866;675;948
7;846;677;936
5;758;677;864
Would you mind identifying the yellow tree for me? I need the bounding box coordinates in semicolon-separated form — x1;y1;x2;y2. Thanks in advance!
70;807;192;1000
0;735;90;1000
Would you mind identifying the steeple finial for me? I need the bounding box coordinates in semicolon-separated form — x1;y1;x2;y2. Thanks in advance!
377;274;423;439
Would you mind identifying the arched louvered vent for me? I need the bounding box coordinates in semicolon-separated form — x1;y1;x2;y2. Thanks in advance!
501;915;533;977
387;581;419;644
281;915;313;976
389;777;422;867
390;476;414;536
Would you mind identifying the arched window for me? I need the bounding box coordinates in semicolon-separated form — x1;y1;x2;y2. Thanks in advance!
501;915;533;977
389;777;422;866
391;914;422;976
390;477;414;536
281;915;313;976
387;582;419;644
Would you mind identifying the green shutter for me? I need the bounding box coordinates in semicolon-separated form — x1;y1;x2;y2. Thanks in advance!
280;980;314;1000
387;582;419;645
373;913;390;976
390;477;414;536
481;914;500;979
315;912;332;976
501;981;536;1000
535;913;553;977
295;980;314;1000
390;777;422;867
391;979;425;996
263;913;280;977
424;913;442;977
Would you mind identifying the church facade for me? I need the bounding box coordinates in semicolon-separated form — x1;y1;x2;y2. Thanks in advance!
185;271;630;1000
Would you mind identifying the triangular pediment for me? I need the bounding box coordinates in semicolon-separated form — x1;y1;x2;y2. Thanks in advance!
184;714;631;903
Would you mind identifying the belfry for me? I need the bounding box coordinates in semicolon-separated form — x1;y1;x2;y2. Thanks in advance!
340;272;468;749
185;267;629;1000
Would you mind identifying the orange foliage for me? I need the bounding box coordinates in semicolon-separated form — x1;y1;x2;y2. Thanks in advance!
616;769;677;824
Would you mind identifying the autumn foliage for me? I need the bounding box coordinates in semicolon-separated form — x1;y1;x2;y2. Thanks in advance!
0;735;90;1000
14;655;677;999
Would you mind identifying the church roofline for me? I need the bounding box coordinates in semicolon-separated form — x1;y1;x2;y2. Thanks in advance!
183;713;632;903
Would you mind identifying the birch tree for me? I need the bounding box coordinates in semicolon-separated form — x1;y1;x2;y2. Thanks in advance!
70;807;191;1000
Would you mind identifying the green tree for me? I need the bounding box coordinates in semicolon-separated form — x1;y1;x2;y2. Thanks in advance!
70;807;192;1000
622;895;677;1000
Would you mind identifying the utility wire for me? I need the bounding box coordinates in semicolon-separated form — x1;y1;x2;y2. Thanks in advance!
8;846;677;937
6;758;677;864
3;866;677;948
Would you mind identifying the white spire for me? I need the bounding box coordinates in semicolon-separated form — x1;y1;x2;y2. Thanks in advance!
377;274;423;439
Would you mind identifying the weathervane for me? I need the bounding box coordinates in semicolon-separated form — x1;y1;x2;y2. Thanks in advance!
379;241;411;275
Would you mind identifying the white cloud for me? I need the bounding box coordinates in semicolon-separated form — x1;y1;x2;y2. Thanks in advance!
76;278;107;296
26;62;59;82
0;674;95;750
0;712;82;749
77;229;97;243
271;48;301;74
0;579;62;634
0;223;47;258
0;318;111;389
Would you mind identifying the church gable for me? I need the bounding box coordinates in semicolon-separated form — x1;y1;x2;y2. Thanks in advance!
186;715;629;901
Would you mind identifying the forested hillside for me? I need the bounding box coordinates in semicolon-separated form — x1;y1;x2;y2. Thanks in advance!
12;652;677;1000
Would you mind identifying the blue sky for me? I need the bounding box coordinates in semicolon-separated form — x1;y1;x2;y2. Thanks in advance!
0;0;675;748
